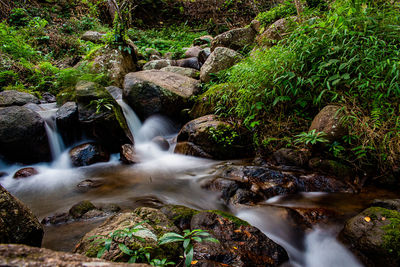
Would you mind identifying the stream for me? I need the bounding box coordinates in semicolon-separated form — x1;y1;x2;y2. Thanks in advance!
0;100;397;267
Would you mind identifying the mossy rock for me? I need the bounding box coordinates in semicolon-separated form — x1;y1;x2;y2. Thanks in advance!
69;200;97;219
340;205;400;267
74;207;182;263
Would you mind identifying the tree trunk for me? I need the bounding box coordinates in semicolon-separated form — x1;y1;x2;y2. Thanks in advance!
293;0;304;17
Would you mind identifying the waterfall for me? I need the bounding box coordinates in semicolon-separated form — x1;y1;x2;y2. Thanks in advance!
37;103;65;160
117;99;142;141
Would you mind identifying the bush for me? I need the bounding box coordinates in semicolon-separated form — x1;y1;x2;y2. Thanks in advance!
206;0;400;175
8;8;30;27
255;1;297;28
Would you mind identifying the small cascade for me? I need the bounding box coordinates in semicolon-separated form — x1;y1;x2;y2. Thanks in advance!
37;103;65;160
117;99;142;140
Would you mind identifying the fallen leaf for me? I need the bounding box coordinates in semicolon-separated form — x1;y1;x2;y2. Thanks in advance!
364;216;371;222
382;217;386;221
191;260;198;264
233;246;238;250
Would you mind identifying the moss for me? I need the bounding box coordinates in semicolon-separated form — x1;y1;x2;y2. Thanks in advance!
205;210;249;227
365;207;400;259
169;205;200;221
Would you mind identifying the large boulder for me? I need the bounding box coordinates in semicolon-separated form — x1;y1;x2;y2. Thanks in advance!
0;244;148;267
74;207;182;262
81;31;106;43
90;46;137;87
161;66;200;79
160;205;289;266
0;106;51;163
309;105;347;141
175;115;251;159
76;81;132;151
56;101;80;146
176;57;201;70
69;142;110;167
340;202;400;267
190;211;289;266
123;70;200;120
0;185;43;247
200;47;243;82
257;17;297;46
211;26;257;52
0;90;40;107
184;46;203;58
13;167;39;179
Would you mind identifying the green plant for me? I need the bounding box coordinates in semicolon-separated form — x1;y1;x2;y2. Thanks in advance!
294;129;329;145
8;8;29;27
159;229;219;267
150;258;175;266
255;1;297;28
89;98;114;113
89;221;150;259
208;125;239;148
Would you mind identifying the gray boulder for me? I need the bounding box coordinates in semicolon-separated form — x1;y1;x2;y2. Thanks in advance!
309;105;347;141
200;47;243;82
143;59;174;70
69;142;110;167
161;66;200;79
123;70;199;119
0;106;50;163
81;31;105;43
0;90;39;107
211;26;257;52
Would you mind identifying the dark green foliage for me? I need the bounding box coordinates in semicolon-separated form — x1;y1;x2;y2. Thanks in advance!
255;1;297;28
306;0;329;10
206;0;400;174
128;25;208;58
8;8;30;27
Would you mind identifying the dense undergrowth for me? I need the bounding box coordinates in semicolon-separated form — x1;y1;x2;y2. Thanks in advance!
205;0;400;177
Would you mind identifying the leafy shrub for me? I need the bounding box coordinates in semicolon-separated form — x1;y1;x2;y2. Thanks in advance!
255;1;297;28
8;8;30;27
206;0;400;174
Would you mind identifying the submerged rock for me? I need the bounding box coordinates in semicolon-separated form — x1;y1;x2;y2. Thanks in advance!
340;203;400;267
200;47;243;82
69;200;97;219
0;106;51;163
120;144;140;164
13;167;39;179
0;244;148;266
0;90;40;107
123;70;199;120
0;185;43;247
69;142;110;167
151;136;170;151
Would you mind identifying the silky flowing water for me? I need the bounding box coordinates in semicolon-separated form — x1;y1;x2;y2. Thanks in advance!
0;101;397;266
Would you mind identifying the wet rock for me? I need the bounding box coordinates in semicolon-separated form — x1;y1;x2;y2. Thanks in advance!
176;57;201;70
200;47;243;82
175;115;251;159
74;207;182;262
202;178;241;204
99;203;121;213
41;212;70;225
41;92;56;103
231;188;260;205
120;144;140;164
273;148;311;167
151;136;170;151
69;200;97;219
23;102;43;112
160;205;200;230
81;209;106;220
56;101;80;145
184;46;203;58
0;244;148;267
309;105;347;141
340;205;400;267
77;178;104;192
190;211;289;266
290;207;338;226
90;46;137;87
174;141;213;158
0;171;7;178
0;90;40;107
81;31;106;43
69;143;110;167
76;81;132;150
13;167;39;179
161;66;200;79
309;158;353;180
0;184;43;247
217;165;353;201
211;26;257;52
0;106;51;163
123;70;200;120
193;35;213;46
370;199;400;212
142;59;174;70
